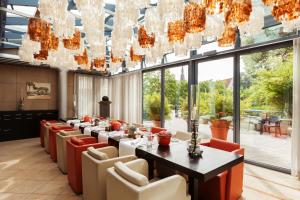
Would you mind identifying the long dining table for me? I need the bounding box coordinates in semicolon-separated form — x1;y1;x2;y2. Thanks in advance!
106;135;244;200
135;141;243;200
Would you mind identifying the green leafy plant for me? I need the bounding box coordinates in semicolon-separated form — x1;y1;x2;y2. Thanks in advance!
145;93;171;121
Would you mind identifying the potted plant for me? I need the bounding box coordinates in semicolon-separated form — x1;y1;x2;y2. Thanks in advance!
146;93;171;127
210;112;231;140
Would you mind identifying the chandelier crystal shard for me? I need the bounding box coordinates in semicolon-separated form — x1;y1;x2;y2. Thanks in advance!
184;2;206;33
75;0;106;59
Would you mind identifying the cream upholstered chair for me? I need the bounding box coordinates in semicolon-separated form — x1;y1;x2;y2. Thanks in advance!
43;122;65;153
56;130;86;173
106;159;190;200
82;146;136;200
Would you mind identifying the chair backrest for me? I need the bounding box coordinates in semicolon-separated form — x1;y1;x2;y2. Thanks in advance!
269;116;279;123
151;127;167;134
209;138;240;153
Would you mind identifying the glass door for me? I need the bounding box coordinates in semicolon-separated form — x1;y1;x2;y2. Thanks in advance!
240;47;293;170
197;57;234;142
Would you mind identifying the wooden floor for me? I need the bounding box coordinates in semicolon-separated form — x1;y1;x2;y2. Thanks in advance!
0;138;299;200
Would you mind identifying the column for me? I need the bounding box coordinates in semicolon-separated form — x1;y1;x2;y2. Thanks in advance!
292;38;300;177
58;68;68;119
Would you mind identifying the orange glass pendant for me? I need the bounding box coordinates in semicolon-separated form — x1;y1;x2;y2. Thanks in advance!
168;20;186;43
272;0;299;21
184;2;206;33
225;0;252;25
63;30;81;50
74;48;89;66
111;53;124;63
92;58;106;71
138;26;155;48
130;47;143;62
205;0;232;15
218;25;237;47
34;49;48;60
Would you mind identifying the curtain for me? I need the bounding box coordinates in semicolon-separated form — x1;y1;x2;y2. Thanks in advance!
94;77;109;116
292;38;300;178
122;71;142;123
108;75;123;120
108;71;142;123
77;74;94;118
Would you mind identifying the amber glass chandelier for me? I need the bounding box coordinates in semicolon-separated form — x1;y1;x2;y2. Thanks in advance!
74;48;89;66
63;30;81;50
184;2;206;33
225;0;252;25
272;0;300;21
92;58;106;71
138;26;155;48
130;47;143;62
111;53;124;63
168;20;186;43
218;25;237;47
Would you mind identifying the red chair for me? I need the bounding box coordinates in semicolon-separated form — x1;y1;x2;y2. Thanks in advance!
66;136;107;194
40;120;58;147
199;138;244;200
111;120;121;131
49;125;75;162
151;127;167;134
83;115;93;123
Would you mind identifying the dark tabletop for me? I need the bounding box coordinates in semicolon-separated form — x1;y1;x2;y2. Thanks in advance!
135;141;244;182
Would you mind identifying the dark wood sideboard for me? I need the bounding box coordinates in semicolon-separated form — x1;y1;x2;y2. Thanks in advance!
0;110;58;142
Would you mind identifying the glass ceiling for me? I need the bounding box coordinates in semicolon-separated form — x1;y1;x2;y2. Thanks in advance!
0;0;298;74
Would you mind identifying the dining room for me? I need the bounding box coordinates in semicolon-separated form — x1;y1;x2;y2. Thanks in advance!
1;0;300;200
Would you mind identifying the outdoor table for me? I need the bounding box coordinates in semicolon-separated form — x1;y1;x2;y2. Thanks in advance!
135;141;244;200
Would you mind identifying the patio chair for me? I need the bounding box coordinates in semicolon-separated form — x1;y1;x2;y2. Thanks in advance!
263;116;281;136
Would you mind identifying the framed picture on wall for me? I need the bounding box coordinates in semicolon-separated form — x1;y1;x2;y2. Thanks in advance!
26;82;51;100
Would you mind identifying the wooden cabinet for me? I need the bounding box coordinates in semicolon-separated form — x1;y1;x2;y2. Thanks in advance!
0;110;58;142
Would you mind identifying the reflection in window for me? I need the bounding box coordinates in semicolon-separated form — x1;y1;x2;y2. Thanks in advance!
164;66;189;132
197;58;234;141
143;71;162;127
240;47;293;169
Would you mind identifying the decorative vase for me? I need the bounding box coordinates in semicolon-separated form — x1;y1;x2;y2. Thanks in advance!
210;119;230;140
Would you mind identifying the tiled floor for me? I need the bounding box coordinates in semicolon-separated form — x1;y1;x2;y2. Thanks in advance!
0;138;299;200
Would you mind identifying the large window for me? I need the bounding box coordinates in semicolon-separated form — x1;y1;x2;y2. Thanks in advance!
164;66;189;132
240;47;293;170
142;70;161;126
197;58;234;141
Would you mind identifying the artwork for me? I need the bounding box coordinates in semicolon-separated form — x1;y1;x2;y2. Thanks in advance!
26;82;51;100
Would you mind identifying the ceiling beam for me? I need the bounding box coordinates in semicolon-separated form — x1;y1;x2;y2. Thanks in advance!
2;7;113;30
7;0;38;7
0;41;21;47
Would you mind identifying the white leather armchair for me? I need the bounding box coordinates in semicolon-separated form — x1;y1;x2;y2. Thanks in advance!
82;146;136;200
106;159;190;200
56;130;85;173
43;122;64;153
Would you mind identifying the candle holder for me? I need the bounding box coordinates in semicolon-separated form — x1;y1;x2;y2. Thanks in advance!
187;85;203;158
